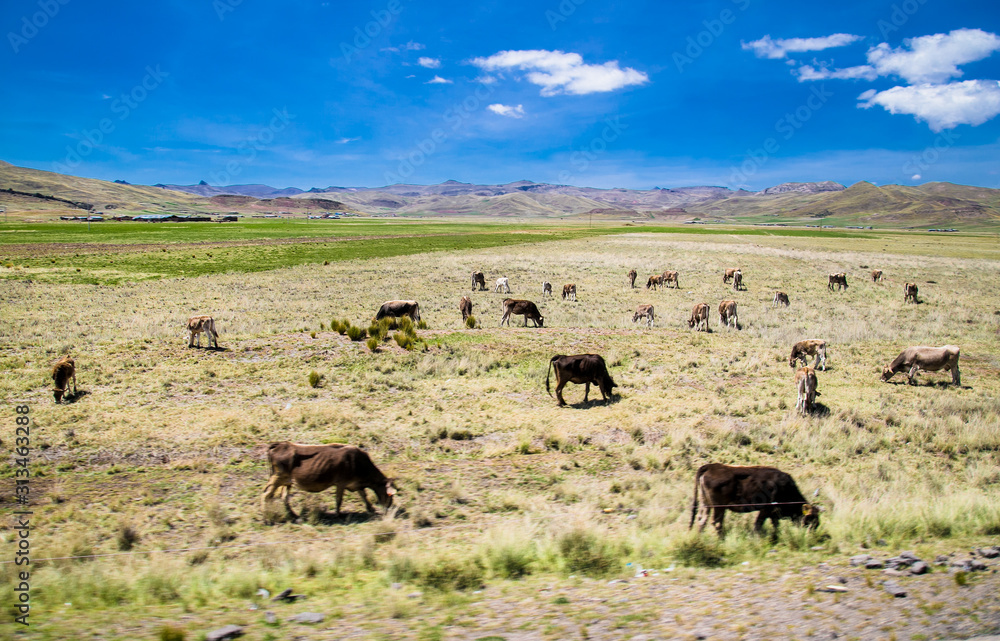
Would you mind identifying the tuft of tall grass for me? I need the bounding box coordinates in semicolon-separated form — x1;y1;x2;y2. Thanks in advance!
393;332;414;350
308;371;322;388
465;314;477;329
347;325;367;341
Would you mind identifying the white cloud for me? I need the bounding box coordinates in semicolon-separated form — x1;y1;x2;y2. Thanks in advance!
469;49;648;96
417;57;441;69
795;64;877;81
381;41;425;53
742;34;863;59
487;104;525;118
858;80;1000;131
425;75;453;84
335;137;360;144
867;28;1000;84
911;174;922;181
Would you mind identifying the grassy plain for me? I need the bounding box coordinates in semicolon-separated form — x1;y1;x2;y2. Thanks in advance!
2;221;999;640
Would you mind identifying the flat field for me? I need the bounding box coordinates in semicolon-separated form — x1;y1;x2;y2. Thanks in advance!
2;220;1000;640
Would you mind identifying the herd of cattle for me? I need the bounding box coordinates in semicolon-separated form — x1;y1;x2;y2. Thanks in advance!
47;263;965;537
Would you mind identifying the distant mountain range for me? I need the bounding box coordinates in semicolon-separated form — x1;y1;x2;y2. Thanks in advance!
2;160;999;230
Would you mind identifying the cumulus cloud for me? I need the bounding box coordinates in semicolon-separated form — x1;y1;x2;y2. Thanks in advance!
382;41;425;53
858;80;1000;131
796;64;878;81
417;57;441;69
867;28;1000;84
470;49;648;96
425;75;452;84
742;33;863;59
487;103;525;118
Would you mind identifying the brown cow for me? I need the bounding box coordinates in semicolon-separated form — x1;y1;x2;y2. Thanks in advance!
882;345;960;386
718;299;738;329
688;302;709;331
871;269;883;282
795;366;818;413
723;268;739;283
632;304;654;328
790;339;827;371
459;296;473;321
773;291;790;307
904;282;919;303
51;355;77;403
472;270;486;291
689;463;819;537
661;270;680;289
828;273;848;291
732;269;745;291
500;298;544;327
187;315;220;349
646;274;663;290
261;442;397;518
375;300;421;322
562;283;577;301
546;354;617;406
627;269;637;288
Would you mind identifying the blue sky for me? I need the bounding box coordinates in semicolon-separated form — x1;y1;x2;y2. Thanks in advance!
1;0;999;190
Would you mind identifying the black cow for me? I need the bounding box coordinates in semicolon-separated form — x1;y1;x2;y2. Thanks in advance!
689;463;819;537
472;270;486;291
459;296;473;321
545;354;617;406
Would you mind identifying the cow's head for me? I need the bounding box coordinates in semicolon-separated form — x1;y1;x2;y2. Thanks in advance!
53;387;65;403
536;316;544;328
800;503;820;529
374;479;398;510
880;367;895;382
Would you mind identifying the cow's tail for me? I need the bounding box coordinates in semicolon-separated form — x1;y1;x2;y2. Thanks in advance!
689;467;704;529
545;356;557;398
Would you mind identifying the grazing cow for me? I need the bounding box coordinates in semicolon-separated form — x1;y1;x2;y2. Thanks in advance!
689;463;819;537
732;269;745;291
828;273;848;291
795;366;819;413
187;315;220;349
790;339;827;371
459;296;473;321
472;270;486;291
632;304;654;328
494;277;511;294
374;300;421;322
546;354;617;406
688;302;710;331
773;291;790;307
882;345;960;386
51;355;77;404
542;281;553;297
500;298;544;327
646;274;663;290
661;270;680;289
904;282;919;303
261;442;397;518
718;299;738;329
627;269;638;289
871;269;883;282
723;268;739;284
562;283;577;301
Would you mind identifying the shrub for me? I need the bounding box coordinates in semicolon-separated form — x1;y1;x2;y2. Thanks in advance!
346;325;367;341
366;336;379;352
557;529;619;577
394;332;414;350
417;320;428;330
308;371;322;388
465;315;477;329
310;331;317;339
398;316;415;336
116;523;140;551
417;555;485;591
671;533;727;568
336;319;350;335
158;625;186;641
330;319;343;333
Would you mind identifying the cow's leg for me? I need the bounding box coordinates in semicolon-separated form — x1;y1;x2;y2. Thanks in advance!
335;486;346;515
281;485;297;518
908;364;920;385
711;507;726;536
952;365;961;386
555;380;568;406
261;475;281;513
753;511;769;533
188;331;195;347
358;489;375;513
71;371;78;394
583;382;591;402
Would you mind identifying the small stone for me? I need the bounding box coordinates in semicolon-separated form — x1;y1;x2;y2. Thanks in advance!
978;547;1000;559
206;625;244;641
899;551;920;562
910;562;929;575
264;611;277;624
287;612;325;624
811;545;824;551
850;554;872;567
934;555;950;566
865;559;885;570
883;569;906;577
969;560;988;572
391;582;403;590
816;585;848;593
407;592;423;599
883;581;907;598
876;539;888;547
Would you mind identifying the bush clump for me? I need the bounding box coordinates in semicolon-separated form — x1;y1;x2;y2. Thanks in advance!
394;332;414;350
465;314;477;329
308;371;322;388
671;533;727;568
557;529;620;577
366;336;380;352
346;325;367;341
